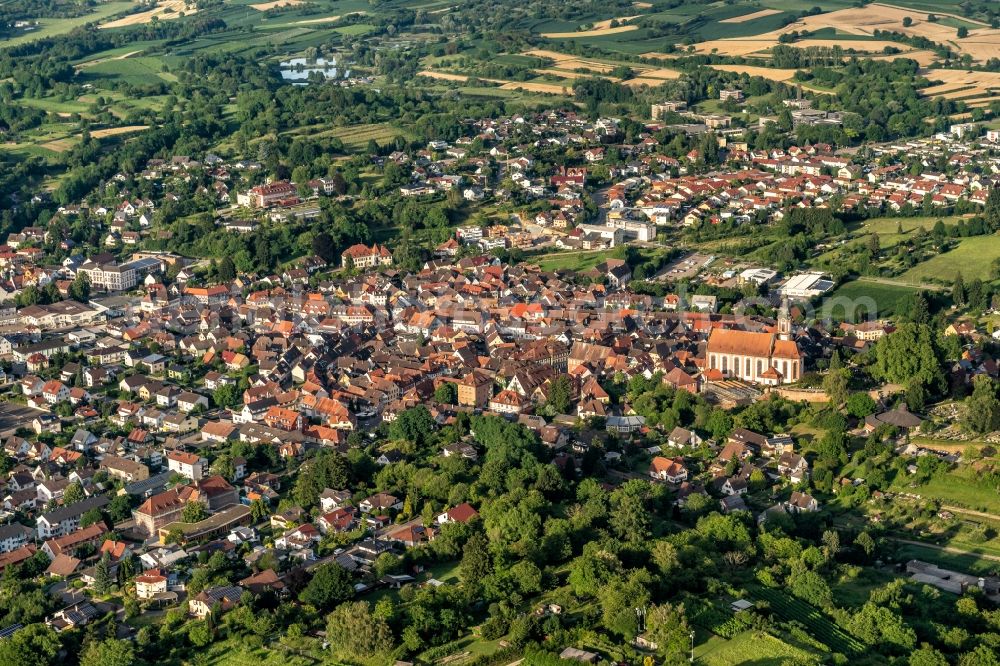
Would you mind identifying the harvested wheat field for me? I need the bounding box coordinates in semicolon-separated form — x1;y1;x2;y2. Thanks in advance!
641;68;682;80
250;0;302;10
721;8;782;24
40;139;75;153
90;125;149;138
875;2;990;28
921;69;1000;98
418;70;468;82
500;81;570;94
533;59;618;74
101;0;195;28
418;70;501;84
521;50;679;77
685;39;780;57
542;17;639;39
785;39;917;53
623;77;675;87
867;49;939;66
295;14;338;24
686;3;1000;62
954;38;1000;63
534;68;617;81
710;64;799;82
633;2;652;7
523;49;577;62
419;70;570;94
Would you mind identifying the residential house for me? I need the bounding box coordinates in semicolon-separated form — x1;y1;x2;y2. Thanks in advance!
166;450;207;480
649;456;688;483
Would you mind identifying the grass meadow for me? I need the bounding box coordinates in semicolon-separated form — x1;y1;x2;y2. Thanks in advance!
900;234;1000;283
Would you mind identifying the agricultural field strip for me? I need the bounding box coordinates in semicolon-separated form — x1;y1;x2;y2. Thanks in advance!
719;8;783;24
100;0;196;29
682;3;1000;62
874;2;991;28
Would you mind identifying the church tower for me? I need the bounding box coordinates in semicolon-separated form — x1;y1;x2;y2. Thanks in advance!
778;298;792;341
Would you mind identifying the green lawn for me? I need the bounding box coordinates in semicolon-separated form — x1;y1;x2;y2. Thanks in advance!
900;234;1000;283
532;249;610;272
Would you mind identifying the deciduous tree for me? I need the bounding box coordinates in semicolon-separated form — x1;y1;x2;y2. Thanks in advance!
299;563;353;610
325;601;394;659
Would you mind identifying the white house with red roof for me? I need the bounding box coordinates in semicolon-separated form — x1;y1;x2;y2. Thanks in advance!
649;456;688;484
436;502;479;525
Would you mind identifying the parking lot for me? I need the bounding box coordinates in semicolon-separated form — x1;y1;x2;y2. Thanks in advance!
653;252;715;282
0;402;46;437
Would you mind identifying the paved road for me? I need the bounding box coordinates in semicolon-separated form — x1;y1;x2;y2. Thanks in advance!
592;185;611;225
376;516;422;538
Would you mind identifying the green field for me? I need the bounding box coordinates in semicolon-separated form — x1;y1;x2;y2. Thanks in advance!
18;97;91;115
753;587;865;655
812;215;962;266
824;279;921;319
901;234;1000;283
335;23;376;35
697;631;820;666
532;249;611;272
852;215;963;245
0;1;135;47
892;465;1000;514
894;543;1000;576
760;0;859;10
80;56;178;85
327;123;413;149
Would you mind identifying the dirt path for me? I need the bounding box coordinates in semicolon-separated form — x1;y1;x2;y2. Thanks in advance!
854;276;948;292
940;505;1000;523
75;50;142;70
892;537;1000;563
